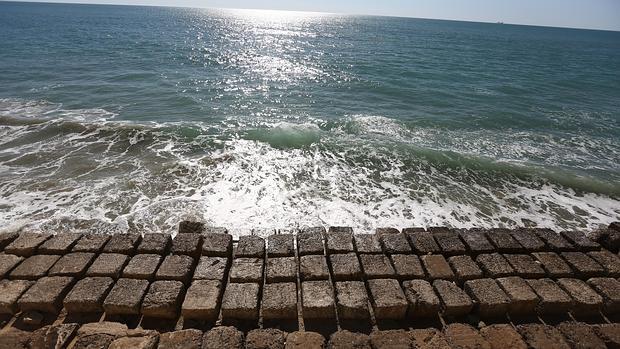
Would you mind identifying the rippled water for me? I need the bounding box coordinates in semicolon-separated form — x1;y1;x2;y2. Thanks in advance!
0;2;619;236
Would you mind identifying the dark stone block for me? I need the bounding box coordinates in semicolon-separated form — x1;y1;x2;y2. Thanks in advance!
221;282;260;320
464;278;510;318
335;281;369;320
0;279;34;314
403;229;440;254
370;330;414;349
202;326;244;349
402;279;440;318
422;254;455;280
561;251;605;278
531;252;573;278
504;254;546;278
448;255;483;281
171;233;202;258
485;228;523;253
390;254;425;279
510;229;547;252
299;255;329;280
588;249;620;277
102;234;141;255
181;280;222;321
202;233;233;257
476;253;514;278
103;278;149;315
4;232;52;256
330;253;362;281
297;227;325;256
267;234;294;257
480;325;527;349
122;254;162;280
262;282;297;320
38;233;83;254
444;324;491;349
0;254;23;279
86;253;129;278
534;228;574;251
557;322;606;349
9;254;60;280
380;233;411;254
266;257;296;283
354;234;382;254
136;233;171;255
496;276;539;315
326;231;354;254
367;278;408;319
302;280;335;319
48;252;95;277
155;255;194;284
526;278;573;315
234;235;265;258
64;277;114;313
246;329;287;349
431;228;466;255
556;278;603;316
517;324;570;349
229;257;263;283
359;254;395;279
587;277;620;314
457;229;495;253
18;276;75;313
142;280;185;319
178;221;205;234
0;232;18;251
560;230;600;251
72;234;110;253
193;256;228;281
328;331;370;349
432;280;473;317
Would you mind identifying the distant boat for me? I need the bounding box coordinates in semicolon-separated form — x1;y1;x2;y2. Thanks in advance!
497;21;504;24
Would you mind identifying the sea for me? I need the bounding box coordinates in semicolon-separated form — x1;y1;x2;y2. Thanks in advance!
0;1;619;237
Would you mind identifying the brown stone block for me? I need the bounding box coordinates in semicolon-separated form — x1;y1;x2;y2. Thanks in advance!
202;326;244;349
64;277;114;313
297;227;325;256
448;255;483;281
123;254;162;280
480;324;527;349
526;278;572;315
285;331;325;349
178;221;205;234
229;257;264;283
432;229;466;255
329;226;353;233
9;254;60;280
402;279;440;318
266;257;297;283
369;330;413;349
87;253;129;278
504;254;546;278
496;276;539;315
476;253;514;278
557;322;606;349
48;252;95;277
354;234;382;254
0;328;35;349
390;254;425;279
4;232;52;256
108;334;159;349
18;276;74;313
171;233;202;258
556;278;603;316
246;329;287;349
0;279;34;314
158;329;203;349
411;328;450;349
335;281;369;320
181;279;221;321
359;254;395;279
0;253;24;278
299;255;329;280
221;282;260;320
458;229;495;253
588;249;620;277
136;233;171;255
326;231;354;254
302;280;335;319
0;232;18;251
380;233;411;254
330;253;362;281
531;252;573;278
421;254;455;280
72;322;128;349
202;233;233;257
485;228;523;253
72;234;110;252
587;277;620;313
34;323;79;349
510;229;547;252
102;234;141;254
38;233;83;254
444;323;491;349
560;230;600;251
432;280;473;317
464;278;510;318
142;280;185;319
268;234;294;257
262;282;297;320
234;235;265;258
375;227;400;237
155;255;194;284
561;251;605;277
534;228;574;251
103;278;149;315
328;330;370;349
193;256;228;281
404;229;440;254
367;278;407;319
594;324;620;349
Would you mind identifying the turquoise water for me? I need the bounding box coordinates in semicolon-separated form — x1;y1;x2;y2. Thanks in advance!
0;2;619;236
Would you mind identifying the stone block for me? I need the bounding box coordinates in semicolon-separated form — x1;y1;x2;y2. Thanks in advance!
464;278;510;318
411;328;450;349
421;254;455;280
229;257;263;283
9;254;60;280
141;280;185;319
155;255;194;284
34;323;79;349
48;252;95;277
526;278;572;315
390;254;425;279
480;324;527;349
432;280;473;317
485;228;523;253
102;234;141;254
108;334;159;349
38;233;83;254
588;249;620;277
181;280;221;321
476;253;514;277
202;326;244;349
158;329;203;349
103;278;149;315
246;329;287;349
557;322;606;349
561;251;605;277
376;227;400;237
302;280;335;319
496;276;539;315
299;255;329;280
193;256;228;281
380;233;411;254
202;233;233;257
587;277;620;313
328;330;370;349
171;233;202;258
0;253;23;278
297;227;325;256
531;252;573;278
448;255;483;281
369;330;414;349
404;229;440;254
0;232;18;251
517;324;571;349
330;253;362;281
72;322;128;349
560;230;600;251
122;254;162;280
266;257;297;283
510;229;547;252
594;324;620;349
504;254;546;278
72;234;110;252
234;235;265;258
268;234;294;257
556;278;603;316
262;282;297;319
0;279;34;314
64;277;114;313
137;233;171;255
432;229;466;255
285;331;325;349
443;323;491;349
326;231;354;254
359;254;395;279
534;228;574;251
178;221;205;234
221;282;260;320
335;281;369;320
329;226;353;233
402;279;440;318
4;232;52;256
367;278;408;319
18;276;74;313
86;253;129;278
457;229;495;253
354;234;382;254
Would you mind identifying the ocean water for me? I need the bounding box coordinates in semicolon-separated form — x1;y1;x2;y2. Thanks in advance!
0;2;619;236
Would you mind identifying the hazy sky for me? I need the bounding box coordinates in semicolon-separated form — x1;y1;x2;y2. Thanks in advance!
11;0;620;31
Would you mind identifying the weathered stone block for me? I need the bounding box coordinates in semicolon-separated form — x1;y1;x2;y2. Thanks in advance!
38;233;83;254
329;226;353;234
141;280;185;319
421;254;455;280
268;234;294;257
0;279;34;314
9;254;60;280
354;234;382;254
561;251;605;277
229;257;263;283
262;282;297;319
557;322;606;349
202;326;244;349
48;252;95;277
510;229;547;252
485;228;523;253
517;324;571;349
178;221;205;234
302;280;335;319
155;255;194;284
432;229;466;255
444;323;491;349
464;278;510;318
73;322;129;349
534;228;574;251
87;253;129;278
64;277;114;313
266;257;297;283
18;276;74;313
380;233;411;254
359;254;395;279
402;279;440;318
108;333;159;349
476;253;514;278
335;281;369;320
4;232;52;256
122;254;162;280
136;233;171;255
369;330;413;349
432;280;473;317
0;253;23;278
326;231;354;254
556;278;603;316
526;278;573;315
202;233;233;257
496;276;539;315
193;256;228;281
330;253;362;281
72;234;110;252
102;234;141;254
504;254;546;278
297;227;325;256
448;255;483;281
181;280;221;321
588;249;620;277
234;235;265;258
298;255;327;281
35;323;79;349
404;229;440;254
480;324;527;349
367;278;407;319
457;229;495;253
594;324;620;349
328;330;370;349
246;329;287;349
171;233;202;258
285;331;325;349
390;254;425;279
0;232;18;251
158;329;203;349
587;277;620;313
103;278;149;315
411;328;450;349
560;230;600;251
531;252;573;278
221;282;260;320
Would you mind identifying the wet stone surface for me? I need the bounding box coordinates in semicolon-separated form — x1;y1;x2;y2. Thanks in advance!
380;233;411;254
535;228;574;251
359;254;395;279
178;221;206;234
171;233;202;258
476;253;514;278
72;234;110;253
102;234;141;255
510;229;547;252
457;229;495;254
354;234;382;254
297;227;325;256
504;254;546;278
404;230;440;254
485;229;523;253
325;231;354;254
432;229;466;256
561;251;605;278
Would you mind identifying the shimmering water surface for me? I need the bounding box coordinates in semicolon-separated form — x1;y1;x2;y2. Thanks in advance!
0;2;619;236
